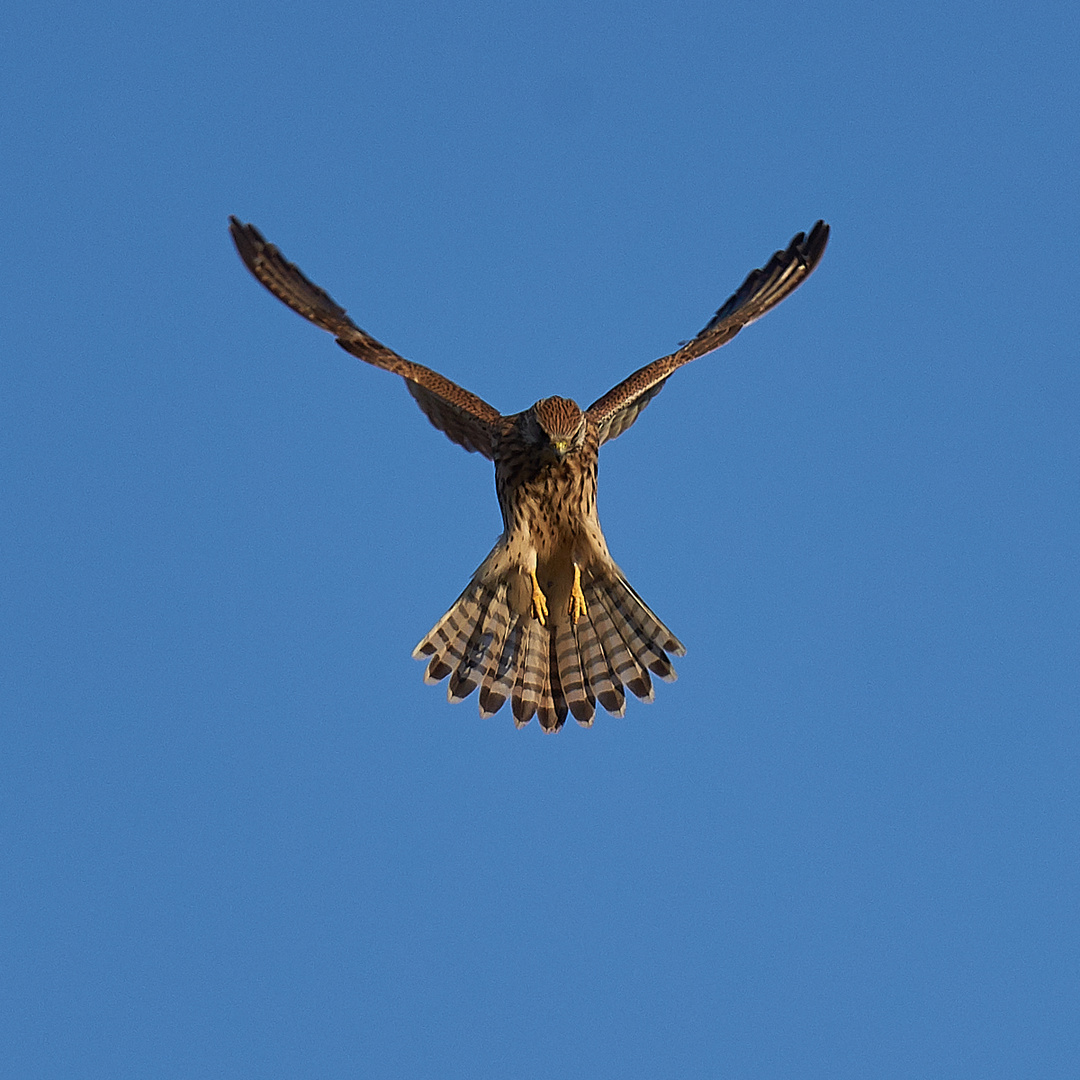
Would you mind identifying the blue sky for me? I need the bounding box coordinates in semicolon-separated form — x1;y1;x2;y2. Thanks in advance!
3;1;1078;1076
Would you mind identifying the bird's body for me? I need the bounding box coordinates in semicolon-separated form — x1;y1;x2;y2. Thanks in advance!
230;216;829;730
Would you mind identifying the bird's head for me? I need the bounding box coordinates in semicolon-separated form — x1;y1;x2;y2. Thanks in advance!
527;396;586;459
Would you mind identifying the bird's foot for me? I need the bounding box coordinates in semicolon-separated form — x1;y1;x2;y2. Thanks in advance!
530;569;549;626
569;564;588;624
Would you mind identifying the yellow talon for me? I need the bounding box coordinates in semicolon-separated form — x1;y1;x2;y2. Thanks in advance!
530;569;549;626
569;564;588;624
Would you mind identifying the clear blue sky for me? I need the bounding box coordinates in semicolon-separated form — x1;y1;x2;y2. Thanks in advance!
3;1;1078;1076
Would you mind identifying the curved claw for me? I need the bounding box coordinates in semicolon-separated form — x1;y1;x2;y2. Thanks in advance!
569;564;588;624
530;569;549;626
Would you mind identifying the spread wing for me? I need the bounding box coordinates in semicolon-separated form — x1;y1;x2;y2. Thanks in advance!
587;220;830;445
229;218;504;459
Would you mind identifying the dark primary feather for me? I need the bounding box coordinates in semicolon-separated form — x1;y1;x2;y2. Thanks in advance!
587;220;829;444
229;217;504;459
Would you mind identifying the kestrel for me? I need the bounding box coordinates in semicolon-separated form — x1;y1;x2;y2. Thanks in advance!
230;216;829;731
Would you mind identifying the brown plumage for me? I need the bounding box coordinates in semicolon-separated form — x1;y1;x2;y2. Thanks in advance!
229;216;829;730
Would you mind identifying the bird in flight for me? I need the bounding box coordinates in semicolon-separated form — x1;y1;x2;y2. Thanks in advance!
230;216;829;731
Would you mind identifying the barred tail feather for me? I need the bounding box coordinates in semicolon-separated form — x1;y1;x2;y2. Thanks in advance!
556;621;596;725
414;566;683;729
536;641;567;732
577;615;625;717
512;622;545;727
616;576;685;657
601;579;680;682
479;618;520;718
413;580;489;685
585;581;654;702
578;617;622;717
447;590;504;703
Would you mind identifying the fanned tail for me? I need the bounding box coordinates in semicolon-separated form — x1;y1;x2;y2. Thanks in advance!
413;568;684;731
